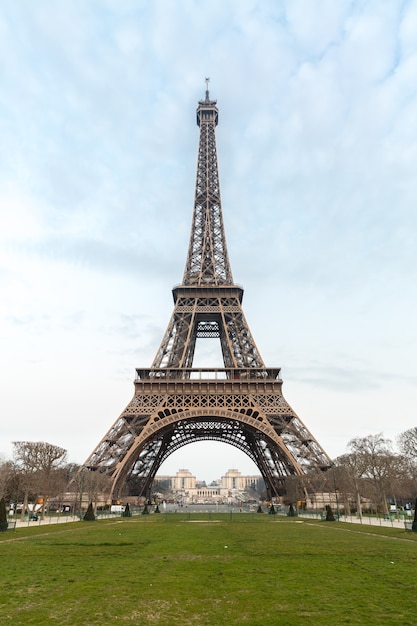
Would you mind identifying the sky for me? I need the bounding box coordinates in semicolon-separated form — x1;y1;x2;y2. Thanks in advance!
1;0;416;484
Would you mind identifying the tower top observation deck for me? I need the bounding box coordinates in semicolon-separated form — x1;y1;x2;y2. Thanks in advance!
197;77;218;126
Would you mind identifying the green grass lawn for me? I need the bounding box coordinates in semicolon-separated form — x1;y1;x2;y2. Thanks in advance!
1;514;416;625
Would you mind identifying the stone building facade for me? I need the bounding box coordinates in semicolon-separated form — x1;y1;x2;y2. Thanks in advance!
154;468;264;504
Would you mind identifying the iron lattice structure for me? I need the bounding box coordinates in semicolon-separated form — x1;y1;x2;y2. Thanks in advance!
83;86;332;500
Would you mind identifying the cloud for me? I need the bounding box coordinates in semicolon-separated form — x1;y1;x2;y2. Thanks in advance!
287;363;417;393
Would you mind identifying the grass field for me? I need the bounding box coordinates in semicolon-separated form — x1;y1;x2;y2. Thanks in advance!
1;514;416;625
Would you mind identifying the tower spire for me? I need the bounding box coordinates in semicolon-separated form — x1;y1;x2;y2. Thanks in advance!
151;89;262;370
183;82;233;286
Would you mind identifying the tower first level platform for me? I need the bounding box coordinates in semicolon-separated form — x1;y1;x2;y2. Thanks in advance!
86;367;331;500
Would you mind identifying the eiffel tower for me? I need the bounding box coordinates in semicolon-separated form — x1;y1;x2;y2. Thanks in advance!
83;82;332;500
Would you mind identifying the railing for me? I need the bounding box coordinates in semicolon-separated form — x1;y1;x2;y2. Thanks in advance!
135;368;282;381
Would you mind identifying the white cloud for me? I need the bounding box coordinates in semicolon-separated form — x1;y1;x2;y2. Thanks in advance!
285;0;349;57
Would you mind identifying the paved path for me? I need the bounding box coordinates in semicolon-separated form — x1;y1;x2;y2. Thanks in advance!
297;511;412;529
10;515;80;529
7;512;413;530
340;514;412;529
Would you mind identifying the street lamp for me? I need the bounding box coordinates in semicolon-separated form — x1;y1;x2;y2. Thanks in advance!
335;488;340;519
332;465;340;519
78;466;86;518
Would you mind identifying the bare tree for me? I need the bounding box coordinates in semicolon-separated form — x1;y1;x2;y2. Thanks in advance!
284;474;306;508
83;468;111;510
68;465;111;514
13;442;67;519
35;442;67;518
334;452;368;518
12;443;39;518
0;458;14;501
66;463;85;514
398;427;417;463
384;454;417;508
348;433;394;516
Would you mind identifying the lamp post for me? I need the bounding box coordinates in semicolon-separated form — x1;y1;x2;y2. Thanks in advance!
335;488;340;519
332;464;340;519
78;466;86;519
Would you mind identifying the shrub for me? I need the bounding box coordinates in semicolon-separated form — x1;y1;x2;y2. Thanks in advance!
269;504;276;515
123;503;132;518
0;497;8;532
83;502;96;521
142;504;149;515
257;505;263;514
288;504;296;517
325;504;336;522
412;498;417;533
154;505;160;514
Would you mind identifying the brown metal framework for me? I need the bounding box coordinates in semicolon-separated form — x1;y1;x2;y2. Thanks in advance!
82;86;332;500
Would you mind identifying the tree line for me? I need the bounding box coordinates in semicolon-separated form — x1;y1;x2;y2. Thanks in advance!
332;428;417;516
286;427;417;516
0;441;110;519
0;427;416;516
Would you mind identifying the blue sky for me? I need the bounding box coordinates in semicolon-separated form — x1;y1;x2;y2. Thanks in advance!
1;0;416;482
